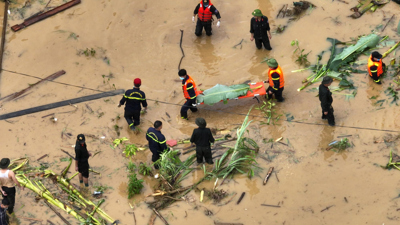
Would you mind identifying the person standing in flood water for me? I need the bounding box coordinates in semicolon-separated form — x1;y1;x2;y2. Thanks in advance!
75;134;92;188
146;121;170;169
190;118;215;164
367;51;386;85
266;58;284;102
179;69;199;120
118;78;147;131
250;9;272;50
0;158;24;216
319;77;335;126
192;0;221;36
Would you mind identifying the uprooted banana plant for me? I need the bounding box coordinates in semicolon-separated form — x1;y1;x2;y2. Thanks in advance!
10;157;115;224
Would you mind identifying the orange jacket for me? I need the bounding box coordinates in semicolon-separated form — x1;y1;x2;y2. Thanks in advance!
367;56;383;77
198;1;213;22
182;75;198;99
268;66;284;89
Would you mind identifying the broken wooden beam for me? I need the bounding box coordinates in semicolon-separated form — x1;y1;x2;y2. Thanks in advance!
0;89;124;120
44;201;72;225
11;0;81;32
152;208;169;225
214;222;244;225
0;0;9;73
0;70;66;102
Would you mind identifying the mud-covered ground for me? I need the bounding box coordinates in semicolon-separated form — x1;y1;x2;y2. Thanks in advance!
1;0;400;224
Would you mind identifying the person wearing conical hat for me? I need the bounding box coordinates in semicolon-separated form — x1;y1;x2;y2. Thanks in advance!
266;58;284;102
250;9;272;50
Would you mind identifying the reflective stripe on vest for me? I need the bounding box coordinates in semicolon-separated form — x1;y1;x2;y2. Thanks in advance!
182;75;198;99
124;92;145;100
198;2;213;22
268;66;285;89
146;132;167;149
367;56;383;77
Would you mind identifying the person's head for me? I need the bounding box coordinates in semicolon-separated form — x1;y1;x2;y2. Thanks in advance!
0;158;10;169
154;120;163;130
133;78;141;88
77;134;86;145
322;76;333;87
203;0;209;7
178;69;187;80
252;9;263;20
195;117;207;128
266;58;278;69
371;51;382;62
1;198;10;209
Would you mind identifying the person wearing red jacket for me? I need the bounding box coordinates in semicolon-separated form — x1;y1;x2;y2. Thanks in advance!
192;0;221;36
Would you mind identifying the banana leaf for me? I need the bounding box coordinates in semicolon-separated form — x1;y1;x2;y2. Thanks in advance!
197;84;250;105
329;34;380;71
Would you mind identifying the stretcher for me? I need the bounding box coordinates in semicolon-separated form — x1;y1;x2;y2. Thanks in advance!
195;81;267;106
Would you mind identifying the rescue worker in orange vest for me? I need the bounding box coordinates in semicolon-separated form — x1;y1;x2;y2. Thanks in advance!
192;0;221;36
179;69;198;120
368;51;386;85
266;58;284;102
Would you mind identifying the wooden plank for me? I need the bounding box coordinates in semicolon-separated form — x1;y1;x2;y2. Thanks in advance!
0;70;66;102
0;89;124;120
0;0;8;72
11;0;81;32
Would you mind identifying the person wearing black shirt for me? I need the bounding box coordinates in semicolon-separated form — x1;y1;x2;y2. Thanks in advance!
118;78;148;131
190;118;215;164
0;198;10;225
193;0;221;36
319;77;335;126
75;134;91;187
146;121;170;169
250;9;272;50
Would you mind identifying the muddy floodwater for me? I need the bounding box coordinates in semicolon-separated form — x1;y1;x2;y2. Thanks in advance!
1;0;400;224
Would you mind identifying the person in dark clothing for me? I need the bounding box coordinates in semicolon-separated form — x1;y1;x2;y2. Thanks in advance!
118;78;148;131
319;77;335;126
193;0;221;36
179;69;198;120
190;118;215;164
266;58;284;102
250;9;272;50
367;51;386;84
75;134;91;187
146;121;170;169
0;198;10;225
0;158;24;215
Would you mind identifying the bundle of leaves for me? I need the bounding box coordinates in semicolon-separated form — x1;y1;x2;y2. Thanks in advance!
206;108;260;180
155;150;196;189
330;138;352;152
128;173;144;198
197;84;250;105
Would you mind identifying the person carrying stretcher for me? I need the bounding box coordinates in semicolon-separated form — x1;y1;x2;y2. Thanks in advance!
265;58;285;102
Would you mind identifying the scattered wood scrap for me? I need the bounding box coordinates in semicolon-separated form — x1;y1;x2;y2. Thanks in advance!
214;222;244;225
263;167;274;185
320;205;335;212
236;192;245;205
0;0;9;72
11;0;81;32
0;70;66;102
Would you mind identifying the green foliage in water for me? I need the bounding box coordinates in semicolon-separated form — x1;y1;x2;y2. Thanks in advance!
128;173;143;198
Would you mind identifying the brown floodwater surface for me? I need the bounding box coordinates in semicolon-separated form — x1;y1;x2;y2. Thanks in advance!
1;0;400;224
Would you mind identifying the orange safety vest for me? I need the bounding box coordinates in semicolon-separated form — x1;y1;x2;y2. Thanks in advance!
198;1;213;22
182;75;198;99
268;66;284;89
367;56;383;77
